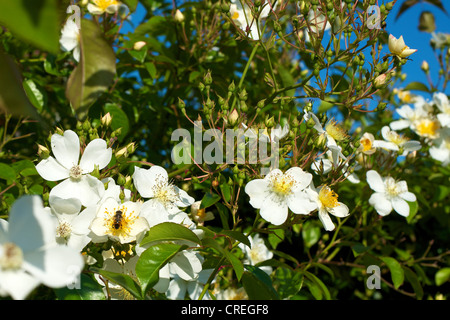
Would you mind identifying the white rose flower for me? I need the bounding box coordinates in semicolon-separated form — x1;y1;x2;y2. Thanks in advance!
0;196;84;300
133;165;195;216
49;196;97;252
35;130;112;207
305;185;349;231
60;19;80;62
366;170;416;217
373;126;421;155
244;167;316;226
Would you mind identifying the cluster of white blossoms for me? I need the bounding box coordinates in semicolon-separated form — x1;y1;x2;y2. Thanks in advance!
245;166;349;231
390;91;450;166
1;129;208;300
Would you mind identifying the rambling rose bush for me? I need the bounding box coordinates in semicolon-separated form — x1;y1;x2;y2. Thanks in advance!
0;0;448;301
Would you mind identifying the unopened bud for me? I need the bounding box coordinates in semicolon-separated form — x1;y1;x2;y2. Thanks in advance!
37;144;50;159
126;142;136;155
228;109;239;126
116;146;128;158
91;165;100;178
421;60;429;73
133;41;147;51
373;73;388;88
174;9;185;23
265;116;275;128
101;112;112;127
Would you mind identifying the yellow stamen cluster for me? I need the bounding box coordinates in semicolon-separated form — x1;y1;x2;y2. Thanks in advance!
152;175;178;206
387;131;409;146
385;177;401;198
360;137;373;152
270;173;295;197
93;0;119;11
325;119;348;141
318;186;339;209
415;119;440;138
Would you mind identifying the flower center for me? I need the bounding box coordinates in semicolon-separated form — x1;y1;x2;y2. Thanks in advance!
415;119;440;138
56;221;72;239
232;10;240;20
94;0;118;11
325;120;348;141
69;165;83;180
0;242;23;270
318;186;339;209
387;131;409;146
269;173;295;198
361;137;373;152
396;90;413;103
249;245;265;265
152;175;178;207
385;177;401;198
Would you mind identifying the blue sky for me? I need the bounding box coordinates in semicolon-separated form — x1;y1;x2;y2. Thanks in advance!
385;0;450;95
123;0;450;97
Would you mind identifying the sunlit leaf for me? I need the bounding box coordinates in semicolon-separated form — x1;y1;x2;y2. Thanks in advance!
66;19;116;120
135;243;187;296
0;53;39;119
139;222;202;246
0;0;67;53
381;257;405;289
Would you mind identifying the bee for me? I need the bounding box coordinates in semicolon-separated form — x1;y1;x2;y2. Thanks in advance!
113;210;123;230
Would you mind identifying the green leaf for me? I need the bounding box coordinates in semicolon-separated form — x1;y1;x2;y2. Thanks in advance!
303;271;331;300
403;267;423;299
215;202;230;230
424;0;448;15
90;267;143;300
66;19;116;120
103;103;129;141
241;266;279;300
220;230;250;247
435;267;450;286
0;0;66;53
200;192;221;209
135;243;187;296
139;222;201;247
23;79;45;112
418;11;436;33
145;62;157;79
403;81;430;93
302;220;321;248
395;0;420;20
10;160;38;176
54;274;106;300
0;53;39;119
219;183;232;203
122;0;139;12
381;257;405;289
268;228;284;249
273;267;304;299
406;201;419;224
0;163;16;182
202;237;244;281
